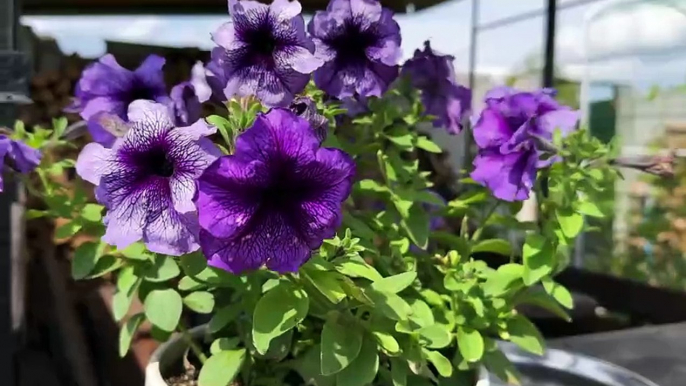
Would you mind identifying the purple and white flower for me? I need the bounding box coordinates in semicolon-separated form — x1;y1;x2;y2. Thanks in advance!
308;0;402;99
76;100;221;255
210;0;322;107
170;81;202;127
195;108;355;273
190;61;228;105
470;87;579;202
402;41;471;134
69;54;170;121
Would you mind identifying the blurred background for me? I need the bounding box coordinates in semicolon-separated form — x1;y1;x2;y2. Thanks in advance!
2;0;686;385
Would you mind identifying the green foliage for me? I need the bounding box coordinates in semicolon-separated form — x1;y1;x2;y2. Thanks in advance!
26;79;625;386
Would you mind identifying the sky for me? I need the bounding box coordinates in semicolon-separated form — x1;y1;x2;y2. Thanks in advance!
20;0;686;90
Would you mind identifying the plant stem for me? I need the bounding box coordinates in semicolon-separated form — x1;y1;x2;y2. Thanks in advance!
178;322;208;364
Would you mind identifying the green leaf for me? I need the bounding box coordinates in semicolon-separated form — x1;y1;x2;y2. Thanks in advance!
210;338;240;355
255;330;293;361
400;205;430;249
144;289;183;332
483;264;524;297
179;252;207;276
386;132;414;149
390;358;408;386
365;289;412;321
522;234;555;286
119;243;151;261
369;271;416;294
303;270;347;304
178;276;205;291
357;179;388;194
483;349;522;386
252;282;309;355
416;136;442;153
206;115;231;131
209;306;240;334
556;208;584;238
198;349;246;386
183;291;215;314
80;203;104;222
119;313;144;358
142;255;180;282
113;267;140;322
86;255;123;279
417;325;452;349
542;278;574;309
515;288;571;322
56;221;82;239
424;349;453;378
342;213;376;240
294;345;336;386
409;299;434;327
320;318;363;375
372;330;400;355
576;201;604;218
507;315;544;355
25;209;49;219
336;338;380;386
71;242;102;280
334;255;382;281
472;239;512;256
456;327;484;362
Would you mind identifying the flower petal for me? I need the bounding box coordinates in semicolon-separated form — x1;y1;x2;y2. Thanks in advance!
294;147;355;247
143;206;200;255
539;109;579;136
275;45;323;74
81;96;127;121
196;157;268;239
134;55;167;90
473;107;512;149
76;142;112;185
471;151;537;202
269;0;302;21
127;100;175;129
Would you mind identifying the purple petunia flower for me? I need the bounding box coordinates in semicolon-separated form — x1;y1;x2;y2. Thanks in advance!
76;100;221;255
0;135;41;191
170;82;202;127
308;0;402;99
470;87;579;202
210;0;322;107
69;54;171;121
195;108;355;273
191;61;228;104
402;41;471;134
289;96;328;143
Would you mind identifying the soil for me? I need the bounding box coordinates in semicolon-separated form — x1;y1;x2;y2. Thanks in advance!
164;360;198;386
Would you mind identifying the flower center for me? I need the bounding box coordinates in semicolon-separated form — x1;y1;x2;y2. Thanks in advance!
128;84;157;103
244;22;279;65
146;148;175;177
330;22;378;66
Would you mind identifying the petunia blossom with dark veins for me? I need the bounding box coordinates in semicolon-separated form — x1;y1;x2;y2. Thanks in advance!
402;41;471;134
308;0;402;99
75;100;221;255
68;54;171;121
470;87;579;202
210;0;322;107
0;134;41;191
289;96;328;143
195;108;355;274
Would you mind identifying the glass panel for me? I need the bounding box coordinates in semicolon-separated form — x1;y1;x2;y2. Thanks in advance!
478;0;545;25
474;16;545;112
556;0;686;290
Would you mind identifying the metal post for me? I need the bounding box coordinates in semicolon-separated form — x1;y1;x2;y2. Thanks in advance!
542;0;557;88
0;0;30;382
